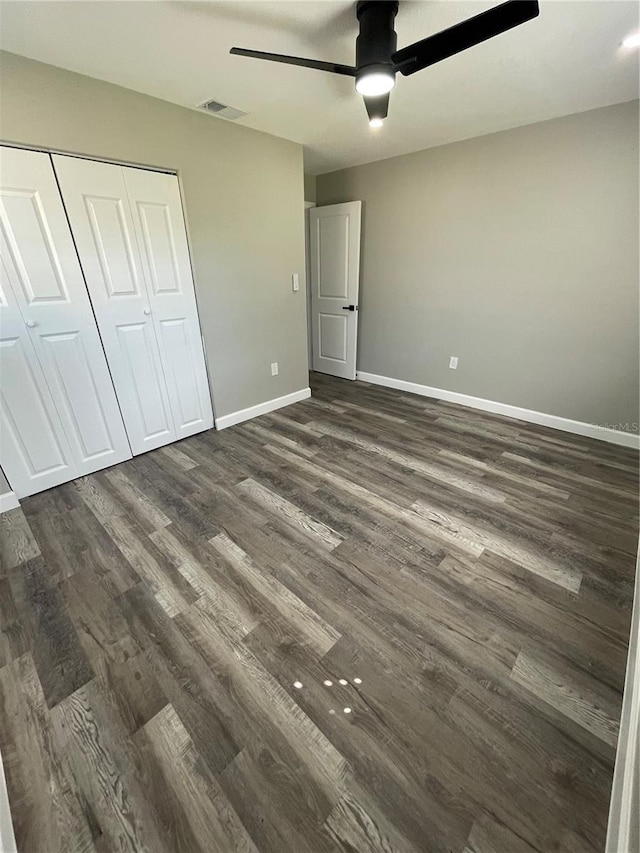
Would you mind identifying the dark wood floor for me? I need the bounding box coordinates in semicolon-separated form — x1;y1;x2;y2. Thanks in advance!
0;372;638;853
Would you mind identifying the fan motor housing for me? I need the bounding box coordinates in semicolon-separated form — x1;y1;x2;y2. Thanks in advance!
355;0;399;73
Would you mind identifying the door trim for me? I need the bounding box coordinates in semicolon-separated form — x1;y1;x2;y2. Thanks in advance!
0;140;176;175
310;201;362;380
0;749;17;853
304;201;316;369
606;554;640;852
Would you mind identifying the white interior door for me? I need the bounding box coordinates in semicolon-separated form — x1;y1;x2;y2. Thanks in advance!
0;147;132;498
310;201;361;380
123;168;213;440
52;155;178;455
53;155;213;454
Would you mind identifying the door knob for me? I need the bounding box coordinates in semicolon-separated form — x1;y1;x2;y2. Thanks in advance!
26;320;37;328
341;305;356;311
143;308;151;315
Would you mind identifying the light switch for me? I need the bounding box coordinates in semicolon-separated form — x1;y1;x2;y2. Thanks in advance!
292;273;300;292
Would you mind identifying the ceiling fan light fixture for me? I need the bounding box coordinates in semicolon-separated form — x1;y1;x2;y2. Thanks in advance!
622;33;640;48
355;68;395;96
231;1;541;126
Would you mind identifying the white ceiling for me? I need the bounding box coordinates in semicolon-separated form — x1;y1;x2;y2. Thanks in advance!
0;1;638;174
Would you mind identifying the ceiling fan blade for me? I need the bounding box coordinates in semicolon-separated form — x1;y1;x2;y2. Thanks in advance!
230;48;356;77
364;93;390;122
392;0;539;76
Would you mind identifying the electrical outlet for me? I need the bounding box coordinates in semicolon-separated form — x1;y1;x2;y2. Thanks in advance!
449;356;459;369
271;362;278;376
292;273;300;292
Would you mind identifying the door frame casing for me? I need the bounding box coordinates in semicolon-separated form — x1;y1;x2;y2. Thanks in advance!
309;200;362;380
304;200;316;370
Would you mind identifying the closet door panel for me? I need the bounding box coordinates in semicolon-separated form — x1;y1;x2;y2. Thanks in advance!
115;320;173;440
0;191;69;303
157;317;203;429
124;168;214;437
52;155;175;454
39;330;120;461
0;259;77;496
0;147;131;493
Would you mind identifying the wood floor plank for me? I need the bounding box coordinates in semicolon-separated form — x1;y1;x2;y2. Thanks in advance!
120;582;244;776
0;370;636;853
50;679;174;853
311;420;509;503
25;507;91;582
236;477;343;549
150;526;260;640
75;475;127;523
463;813;541;853
448;679;613;850
209;531;342;655
263;443;485;557
156;443;199;472
244;625;473;853
510;650;620;748
436;552;628;694
324;784;418;853
240;420;320;458
101;514;196;617
0;509;40;572
103;468;172;532
133;704;259;853
0;653;98;852
439;448;572;500
174;601;348;816
8;557;94;708
219;746;340;853
502;451;638;501
411;499;583;591
60;565;167;734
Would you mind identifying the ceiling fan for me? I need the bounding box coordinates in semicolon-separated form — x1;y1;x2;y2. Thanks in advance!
231;0;540;126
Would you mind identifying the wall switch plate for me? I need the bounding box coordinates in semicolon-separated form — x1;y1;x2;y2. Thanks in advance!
271;362;278;376
292;273;300;292
449;356;459;369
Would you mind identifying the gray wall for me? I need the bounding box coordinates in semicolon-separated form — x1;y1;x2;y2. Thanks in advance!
317;101;640;432
304;174;317;203
0;51;309;419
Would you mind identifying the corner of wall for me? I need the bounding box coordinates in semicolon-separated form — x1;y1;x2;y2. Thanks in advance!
304;173;317;204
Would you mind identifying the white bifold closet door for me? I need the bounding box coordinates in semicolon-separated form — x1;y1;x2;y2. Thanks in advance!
53;156;213;455
0;147;132;498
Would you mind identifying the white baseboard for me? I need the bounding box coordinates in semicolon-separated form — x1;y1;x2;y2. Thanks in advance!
606;554;640;852
0;491;19;514
215;387;311;431
356;371;640;449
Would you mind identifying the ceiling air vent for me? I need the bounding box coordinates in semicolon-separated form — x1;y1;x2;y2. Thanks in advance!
199;99;248;121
